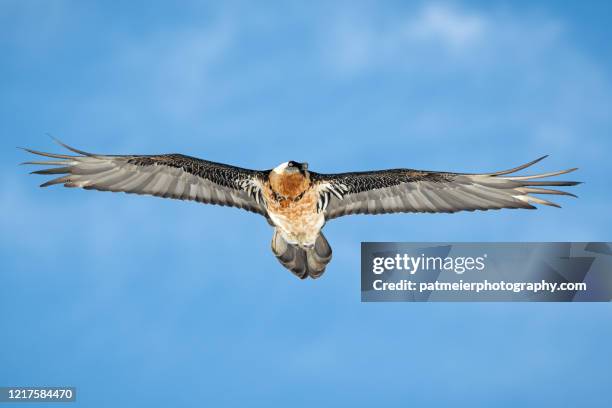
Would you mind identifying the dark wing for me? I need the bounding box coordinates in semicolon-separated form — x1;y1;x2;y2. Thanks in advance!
22;140;269;216
311;156;579;220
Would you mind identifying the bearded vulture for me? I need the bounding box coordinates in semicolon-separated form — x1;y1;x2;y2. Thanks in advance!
23;140;579;279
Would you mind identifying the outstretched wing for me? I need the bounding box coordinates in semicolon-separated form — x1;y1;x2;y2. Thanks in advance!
312;156;579;220
22;140;269;215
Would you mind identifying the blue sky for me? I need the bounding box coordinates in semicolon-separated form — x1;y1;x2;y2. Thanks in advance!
1;1;611;406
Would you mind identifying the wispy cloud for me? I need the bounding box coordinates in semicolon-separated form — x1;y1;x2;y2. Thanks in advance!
408;4;485;49
327;3;489;75
320;2;612;163
323;3;487;75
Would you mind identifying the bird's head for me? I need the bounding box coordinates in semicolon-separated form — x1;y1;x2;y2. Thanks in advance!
273;161;309;176
269;161;311;198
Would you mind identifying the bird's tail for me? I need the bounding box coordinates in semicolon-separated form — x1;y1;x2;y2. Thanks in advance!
271;229;332;279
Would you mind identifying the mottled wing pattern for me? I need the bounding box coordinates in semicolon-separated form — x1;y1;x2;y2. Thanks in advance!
312;156;579;220
22;140;268;215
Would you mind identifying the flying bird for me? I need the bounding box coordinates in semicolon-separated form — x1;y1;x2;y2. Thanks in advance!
23;140;579;279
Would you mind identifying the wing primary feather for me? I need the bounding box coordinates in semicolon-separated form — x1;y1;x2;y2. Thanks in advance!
21;160;71;166
30;167;71;175
517;187;577;197
502;168;578;180
40;175;72;188
49;136;97;157
520;180;581;186
486;156;548;176
20;147;75;159
524;196;561;208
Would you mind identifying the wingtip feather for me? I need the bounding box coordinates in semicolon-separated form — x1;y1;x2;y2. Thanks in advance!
48;135;95;156
21;147;75;159
39;175;71;187
489;155;550;176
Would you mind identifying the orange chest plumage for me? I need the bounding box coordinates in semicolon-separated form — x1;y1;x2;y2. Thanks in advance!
268;172;309;198
264;172;316;215
265;186;318;216
264;188;323;246
263;173;324;245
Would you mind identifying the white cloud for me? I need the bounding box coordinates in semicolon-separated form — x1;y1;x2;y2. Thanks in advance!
405;3;485;50
320;2;612;164
325;3;487;75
